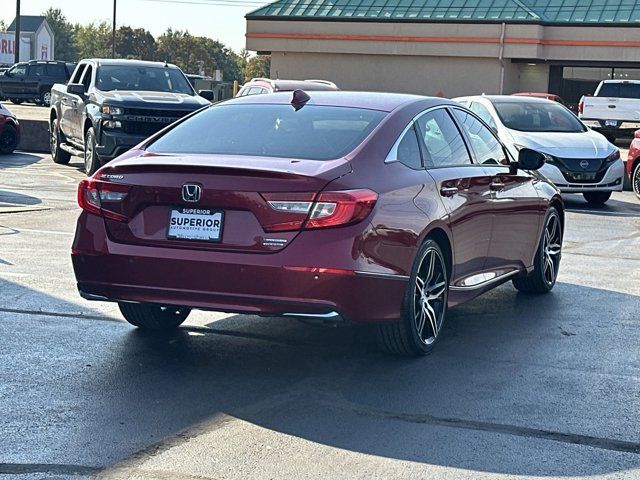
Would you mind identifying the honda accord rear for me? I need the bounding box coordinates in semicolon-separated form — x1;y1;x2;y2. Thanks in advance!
72;91;561;356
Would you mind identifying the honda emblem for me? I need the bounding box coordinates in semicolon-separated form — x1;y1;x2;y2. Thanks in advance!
182;184;201;203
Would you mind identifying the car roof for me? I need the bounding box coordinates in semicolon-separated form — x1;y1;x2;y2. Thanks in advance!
246;78;338;91
87;58;180;69
458;95;555;104
226;91;455;112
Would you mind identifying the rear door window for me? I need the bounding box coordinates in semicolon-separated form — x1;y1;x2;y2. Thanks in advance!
70;64;87;84
46;63;66;77
393;125;422;169
415;109;472;168
29;64;46;77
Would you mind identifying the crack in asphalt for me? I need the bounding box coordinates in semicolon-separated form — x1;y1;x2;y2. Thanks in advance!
0;462;99;475
0;307;119;322
321;397;640;455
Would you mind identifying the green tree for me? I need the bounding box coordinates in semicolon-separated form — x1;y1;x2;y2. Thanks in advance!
43;8;78;61
0;20;7;31
244;55;270;82
73;22;111;59
155;29;243;81
116;26;156;60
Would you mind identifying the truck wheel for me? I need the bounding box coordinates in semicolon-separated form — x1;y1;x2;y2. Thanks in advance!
84;127;101;175
119;302;191;330
10;99;22;105
0;124;18;154
50;118;71;165
583;191;612;205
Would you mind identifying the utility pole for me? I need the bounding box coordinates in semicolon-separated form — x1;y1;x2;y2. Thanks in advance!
112;0;117;58
14;0;21;63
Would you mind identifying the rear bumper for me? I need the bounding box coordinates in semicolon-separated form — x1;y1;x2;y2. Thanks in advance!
581;120;640;138
71;214;408;324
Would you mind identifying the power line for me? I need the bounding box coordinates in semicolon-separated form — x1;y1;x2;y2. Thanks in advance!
138;0;269;7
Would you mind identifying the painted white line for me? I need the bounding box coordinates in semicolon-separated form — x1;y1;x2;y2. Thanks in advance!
3;227;74;236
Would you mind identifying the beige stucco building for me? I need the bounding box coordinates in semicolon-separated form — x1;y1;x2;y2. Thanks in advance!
246;1;640;108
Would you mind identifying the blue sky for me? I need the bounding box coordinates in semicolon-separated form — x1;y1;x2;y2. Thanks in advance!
1;0;269;52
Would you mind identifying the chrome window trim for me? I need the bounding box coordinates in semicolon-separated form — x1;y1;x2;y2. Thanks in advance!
384;105;445;164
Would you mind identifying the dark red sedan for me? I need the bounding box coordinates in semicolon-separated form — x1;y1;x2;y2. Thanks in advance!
0;102;19;154
72;91;563;356
628;130;640;198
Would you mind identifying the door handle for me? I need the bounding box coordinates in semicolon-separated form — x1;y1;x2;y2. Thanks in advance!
440;186;459;197
490;181;505;191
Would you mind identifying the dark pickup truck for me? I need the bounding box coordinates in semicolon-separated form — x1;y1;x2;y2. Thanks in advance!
49;59;213;174
0;60;74;106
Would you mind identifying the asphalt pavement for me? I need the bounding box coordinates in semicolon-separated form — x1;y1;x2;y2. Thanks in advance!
1;152;639;479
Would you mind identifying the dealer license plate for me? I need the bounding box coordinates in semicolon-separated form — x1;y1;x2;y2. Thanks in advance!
167;208;224;242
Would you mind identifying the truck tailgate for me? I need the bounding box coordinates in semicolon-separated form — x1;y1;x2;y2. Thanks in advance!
582;97;640;122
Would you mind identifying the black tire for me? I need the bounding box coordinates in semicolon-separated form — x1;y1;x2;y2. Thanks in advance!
0;124;18;154
50;118;71;164
10;98;22;105
39;90;52;107
118;302;191;330
632;162;640;200
83;127;101;175
583;191;612;205
376;239;449;356
513;207;562;294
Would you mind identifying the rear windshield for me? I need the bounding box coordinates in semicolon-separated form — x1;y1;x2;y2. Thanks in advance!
96;65;193;94
597;82;640;99
147;104;387;160
493;101;586;133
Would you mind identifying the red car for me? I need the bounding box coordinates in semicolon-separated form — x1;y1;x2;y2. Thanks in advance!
0;102;19;154
72;91;563;356
628;130;640;198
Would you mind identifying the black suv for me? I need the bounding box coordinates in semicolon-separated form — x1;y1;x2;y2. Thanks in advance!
0;61;75;106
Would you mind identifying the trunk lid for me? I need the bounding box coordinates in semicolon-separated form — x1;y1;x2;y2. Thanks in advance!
97;153;351;253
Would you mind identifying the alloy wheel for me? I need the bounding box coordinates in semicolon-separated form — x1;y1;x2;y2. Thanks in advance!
413;247;447;345
542;212;562;286
84;132;94;173
633;165;640;200
43;91;52;106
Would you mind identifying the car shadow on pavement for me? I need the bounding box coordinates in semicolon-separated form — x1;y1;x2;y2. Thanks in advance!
0;152;43;169
563;195;640;216
0;190;42;208
25;280;632;478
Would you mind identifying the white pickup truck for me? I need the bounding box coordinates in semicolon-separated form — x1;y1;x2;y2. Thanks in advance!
579;80;640;142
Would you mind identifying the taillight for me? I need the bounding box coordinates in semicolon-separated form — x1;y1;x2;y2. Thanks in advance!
306;189;377;229
578;101;584;114
261;189;377;232
77;179;130;222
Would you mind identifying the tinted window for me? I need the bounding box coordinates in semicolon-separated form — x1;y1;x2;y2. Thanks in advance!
147;104;386;161
46;63;66;77
29;64;45;77
492;101;585;133
452;109;507;165
96;65;193;94
395;126;422;169
9;65;26;77
415;109;471;167
70;64;86;84
470;102;497;129
598;82;640;99
81;65;93;91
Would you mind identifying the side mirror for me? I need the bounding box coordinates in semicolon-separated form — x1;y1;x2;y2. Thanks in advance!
198;90;214;101
516;148;546;171
67;83;85;96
